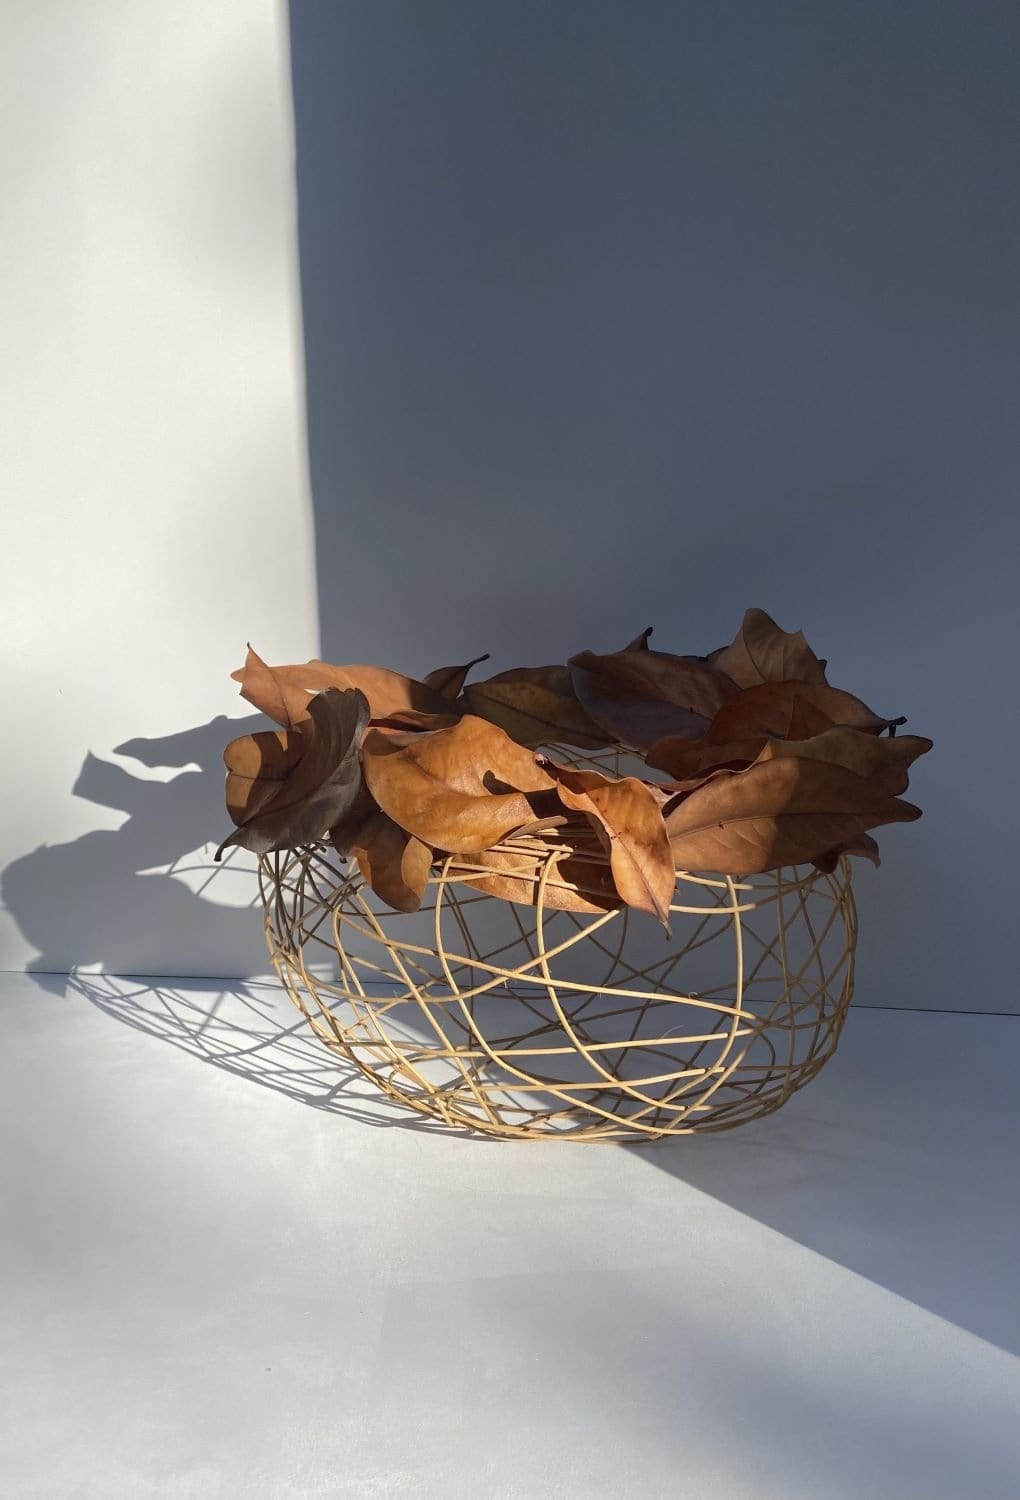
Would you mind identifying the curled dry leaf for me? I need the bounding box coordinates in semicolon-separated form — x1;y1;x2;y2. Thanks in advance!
362;714;557;854
423;653;491;699
813;833;881;874
706;681;900;742
232;646;451;727
218;688;370;859
707;608;828;688
224;728;305;824
349;810;434;914
623;626;654;651
664;756;920;876
649;725;932;797
569;649;738;749
543;762;676;927
464;666;610;749
753;727;932;796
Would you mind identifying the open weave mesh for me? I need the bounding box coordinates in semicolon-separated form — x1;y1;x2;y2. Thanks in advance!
259;823;857;1141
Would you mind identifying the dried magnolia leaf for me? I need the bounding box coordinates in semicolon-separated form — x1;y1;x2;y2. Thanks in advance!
217;687;370;859
423;653;490;699
753;727;932;796
646;735;769;781
464;666;610;749
813;833;881;874
569;648;738;749
362;714;557;854
706;681;900;742
223;728;305;825
707;608;828;688
543;763;675;927
623;626;654;651
648;725;931;797
448;839;621;914
350;811;434;913
328;781;378;857
366;707;463;733
664;756;920;876
232;647;451;727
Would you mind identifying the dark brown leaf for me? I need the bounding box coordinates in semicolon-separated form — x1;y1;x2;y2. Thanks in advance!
569;649;738;749
754;727;932;796
812;833;881;874
423;654;490;699
464;666;611;749
217;687;370;858
706;681;900;742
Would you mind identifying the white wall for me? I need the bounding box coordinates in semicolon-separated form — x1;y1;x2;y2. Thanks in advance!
0;0;318;976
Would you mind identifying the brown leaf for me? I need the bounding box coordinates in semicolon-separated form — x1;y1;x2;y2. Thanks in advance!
648;725;931;797
754;727;932;796
707;608;828;688
622;626;654;651
232;646;451;727
543;763;676;926
362;714;557;854
706;681;900;742
350;811;434;913
812;833;881;874
569;649;738;749
664;756;921;875
366;707;463;733
447;837;622;914
217;688;370;859
464;666;611;749
327;781;378;857
223;728;305;825
646;735;769;781
423;653;490;699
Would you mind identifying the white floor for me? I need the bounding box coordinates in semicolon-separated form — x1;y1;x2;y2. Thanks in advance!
1;971;1018;1500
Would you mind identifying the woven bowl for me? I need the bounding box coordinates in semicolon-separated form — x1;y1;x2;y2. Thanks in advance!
259;822;857;1141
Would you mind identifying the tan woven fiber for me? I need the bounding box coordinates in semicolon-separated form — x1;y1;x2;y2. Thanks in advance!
258;823;857;1141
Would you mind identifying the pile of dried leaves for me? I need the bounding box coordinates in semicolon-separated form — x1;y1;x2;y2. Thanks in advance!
219;609;930;925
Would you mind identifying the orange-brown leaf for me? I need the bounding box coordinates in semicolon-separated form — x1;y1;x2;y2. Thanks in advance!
350;811;434;913
232;647;451;727
664;756;920;876
543;763;676;927
362;715;557;854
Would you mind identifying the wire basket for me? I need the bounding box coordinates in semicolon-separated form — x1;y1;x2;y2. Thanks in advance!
259;826;857;1141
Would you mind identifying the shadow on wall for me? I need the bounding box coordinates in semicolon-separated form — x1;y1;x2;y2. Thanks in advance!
1;718;268;984
287;0;1019;1016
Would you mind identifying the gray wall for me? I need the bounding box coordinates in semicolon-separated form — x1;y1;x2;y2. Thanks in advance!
291;0;1018;1012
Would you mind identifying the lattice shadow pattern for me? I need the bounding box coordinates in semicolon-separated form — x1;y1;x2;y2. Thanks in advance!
259;827;857;1142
